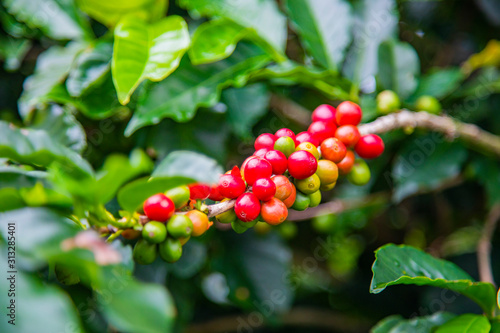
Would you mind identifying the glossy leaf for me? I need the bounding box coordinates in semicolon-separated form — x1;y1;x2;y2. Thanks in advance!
392;136;467;202
435;314;491;333
372;312;455;333
126;43;270;135
178;0;287;54
3;0;90;40
77;0;167;27
0;36;31;71
408;68;465;103
285;0;353;71
112;15;190;105
152;150;224;184
377;40;420;99
117;176;194;212
370;244;498;316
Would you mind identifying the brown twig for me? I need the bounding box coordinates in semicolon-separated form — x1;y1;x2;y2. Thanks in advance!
477;203;500;286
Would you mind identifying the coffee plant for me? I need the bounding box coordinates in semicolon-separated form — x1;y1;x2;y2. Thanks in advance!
1;0;500;332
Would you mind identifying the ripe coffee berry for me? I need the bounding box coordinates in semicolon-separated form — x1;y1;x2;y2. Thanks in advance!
335;125;360;147
254;148;270;158
264;150;288;175
288;150;318;179
274;136;296;157
218;174;246;199
321;137;347;163
355;134;385;159
143;194;175;222
235;193;261;222
337;150;355;174
295;131;319;147
142;221;167;243
261;198;288;225
243;157;272;185
186;210;210;237
252;177;276;201
308;121;337;144
275;128;296;141
282;183;297;208
271;175;293;201
188;183;211;200
208;185;224;201
336;101;362;126
312;104;336;124
254;133;276;150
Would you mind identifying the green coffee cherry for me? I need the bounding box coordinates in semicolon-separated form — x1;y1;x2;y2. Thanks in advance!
295;174;321;194
292;191;310;211
133;239;158;265
167;214;193;238
278;222;297;239
216;208;237;224
159;238;182;263
312;214;336;233
231;219;257;234
376;90;401;114
347;159;371;186
308;190;321;208
142;221;167;243
415;95;441;114
165;185;190;209
55;264;80;285
274;136;296;157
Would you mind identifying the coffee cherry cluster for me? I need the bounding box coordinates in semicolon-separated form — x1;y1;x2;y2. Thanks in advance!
129;185;211;265
212;101;385;233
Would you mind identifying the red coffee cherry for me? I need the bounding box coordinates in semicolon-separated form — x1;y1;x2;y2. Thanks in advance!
308;121;337;144
263;150;288;175
355;134;385;159
312;104;336;124
275;128;296;141
218;174;246;199
252;177;276;201
208;184;224;201
295;131;319;147
337;150;355;174
143;194;175;222
235;193;261;222
188;183;211;200
282;183;297;208
335;125;360;147
287;150;318;179
254;148;270;158
336;101;362;126
261;198;288;225
321;137;347;163
271;175;293;201
243;157;272;185
254;133;276;150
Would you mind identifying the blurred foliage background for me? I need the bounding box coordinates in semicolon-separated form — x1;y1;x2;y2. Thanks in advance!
0;0;500;332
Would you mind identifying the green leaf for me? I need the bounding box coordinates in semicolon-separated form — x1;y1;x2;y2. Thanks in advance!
126;43;270;135
66;40;113;97
370;244;498;316
98;277;176;333
435;314;491;333
408;68;465;103
222;83;270;139
377;40;420;99
0;121;93;176
19;42;87;119
392;137;467;202
77;0;168;27
285;0;352;71
178;0;287;54
470;156;500;207
372;312;456;333
152;150;223;184
112;15;190;105
0;36;31;71
30;104;86;153
117;176;193;212
189;19;247;65
343;0;399;84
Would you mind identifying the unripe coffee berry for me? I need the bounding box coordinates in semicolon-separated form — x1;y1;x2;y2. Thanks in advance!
282;183;297;208
308;190;321;207
291;191;310;211
133;239;157;265
216;200;237;224
264;150;288;175
321;137;347;163
288;150;318;180
142;221;167;243
295;173;320;194
308;121;337;144
312;104;336;124
377;90;400;114
186;210;210;237
271;175;293;201
252;177;276;201
336;101;362;126
218;174;246;199
261;198;288;225
275;128;296;141
159;238;182;263
143;194;175;222
415;95;442;114
274;136;296;157
255;133;276;150
320;181;336;191
295;142;320;160
243;157;272;185
335;125;360;147
167;214;193;238
188;183;211;200
235;193;261;222
355;134;385;159
316;159;339;185
295;131;319;147
165;185;190;209
337;150;355;174
347;159;371;185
